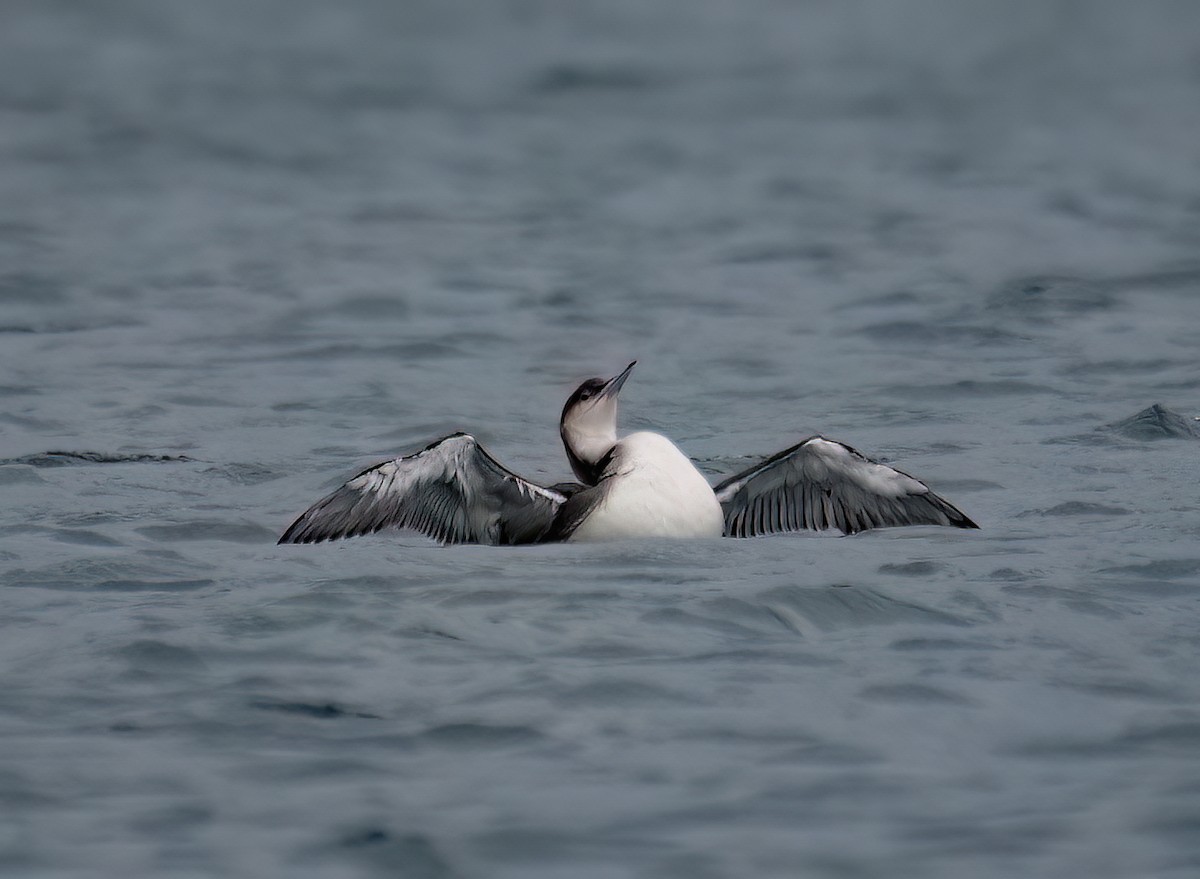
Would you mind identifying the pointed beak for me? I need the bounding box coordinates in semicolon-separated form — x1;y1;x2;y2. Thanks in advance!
599;361;636;399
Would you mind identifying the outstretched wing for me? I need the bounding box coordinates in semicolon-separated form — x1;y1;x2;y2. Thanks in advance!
278;433;569;545
714;436;978;537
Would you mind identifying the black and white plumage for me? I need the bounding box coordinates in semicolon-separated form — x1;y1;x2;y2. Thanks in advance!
278;362;978;545
278;433;572;545
715;437;977;537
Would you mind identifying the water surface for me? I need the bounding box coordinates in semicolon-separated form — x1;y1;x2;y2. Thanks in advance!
3;1;1200;877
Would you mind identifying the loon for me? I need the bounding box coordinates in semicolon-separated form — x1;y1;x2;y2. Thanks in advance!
278;362;978;545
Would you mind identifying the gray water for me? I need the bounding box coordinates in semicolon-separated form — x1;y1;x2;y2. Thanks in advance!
3;1;1200;876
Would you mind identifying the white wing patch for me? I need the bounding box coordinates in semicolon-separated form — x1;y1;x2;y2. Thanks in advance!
803;438;928;499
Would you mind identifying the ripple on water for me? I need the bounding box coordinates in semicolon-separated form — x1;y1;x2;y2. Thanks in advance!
1052;678;1177;703
127;801;214;835
859;682;975;706
251;700;382;720
1012;719;1200;768
1024;502;1132;517
6;556;216;592
0;465;44;485
94;577;215;593
415;723;545;749
877;560;943;577
1100;559;1200;581
889;636;1000;652
558;679;696;708
755;584;971;633
0;451;194;467
114;639;207;677
0;270;68;304
1105;403;1200;440
204;462;287;485
528;62;661;95
882;379;1055;400
309;829;457;879
854;320;1024;347
776;740;883;766
136;520;277;544
51;529;125;547
986;275;1117;319
1120;721;1200;755
640;603;794;640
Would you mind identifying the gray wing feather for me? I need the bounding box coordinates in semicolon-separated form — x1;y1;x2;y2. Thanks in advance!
543;480;612;542
279;433;568;545
714;436;978;537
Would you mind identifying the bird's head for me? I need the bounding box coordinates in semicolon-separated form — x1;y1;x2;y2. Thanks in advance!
559;361;636;482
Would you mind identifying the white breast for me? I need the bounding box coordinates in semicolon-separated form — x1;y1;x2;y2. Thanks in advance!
568;432;724;541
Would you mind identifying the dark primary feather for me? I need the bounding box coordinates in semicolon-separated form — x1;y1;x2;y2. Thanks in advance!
714;436;978;537
278;433;569;546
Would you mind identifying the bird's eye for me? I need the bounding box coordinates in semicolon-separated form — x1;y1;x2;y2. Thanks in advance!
580;391;593;401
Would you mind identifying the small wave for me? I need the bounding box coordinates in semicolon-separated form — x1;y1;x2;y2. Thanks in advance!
416;723;544;748
0;384;38;397
52;529;124;547
251;700;382;720
1024;502;1131;517
136;520;277;544
883;379;1054;400
860;682;974;705
95;578;215;592
855;320;1022;346
322;828;455;877
203;463;286;485
878;560;943;577
757;584;971;633
1100;559;1200;580
559;679;694;707
0;465;44;485
1013;720;1200;761
1;450;194;467
1105;404;1200;440
116;639;206;671
987;275;1116;318
529;63;659;95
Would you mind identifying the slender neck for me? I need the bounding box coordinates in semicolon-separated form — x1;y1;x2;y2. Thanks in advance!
561;423;616;485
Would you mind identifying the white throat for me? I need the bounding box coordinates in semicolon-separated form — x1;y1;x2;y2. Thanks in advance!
562;397;619;467
562;421;616;466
